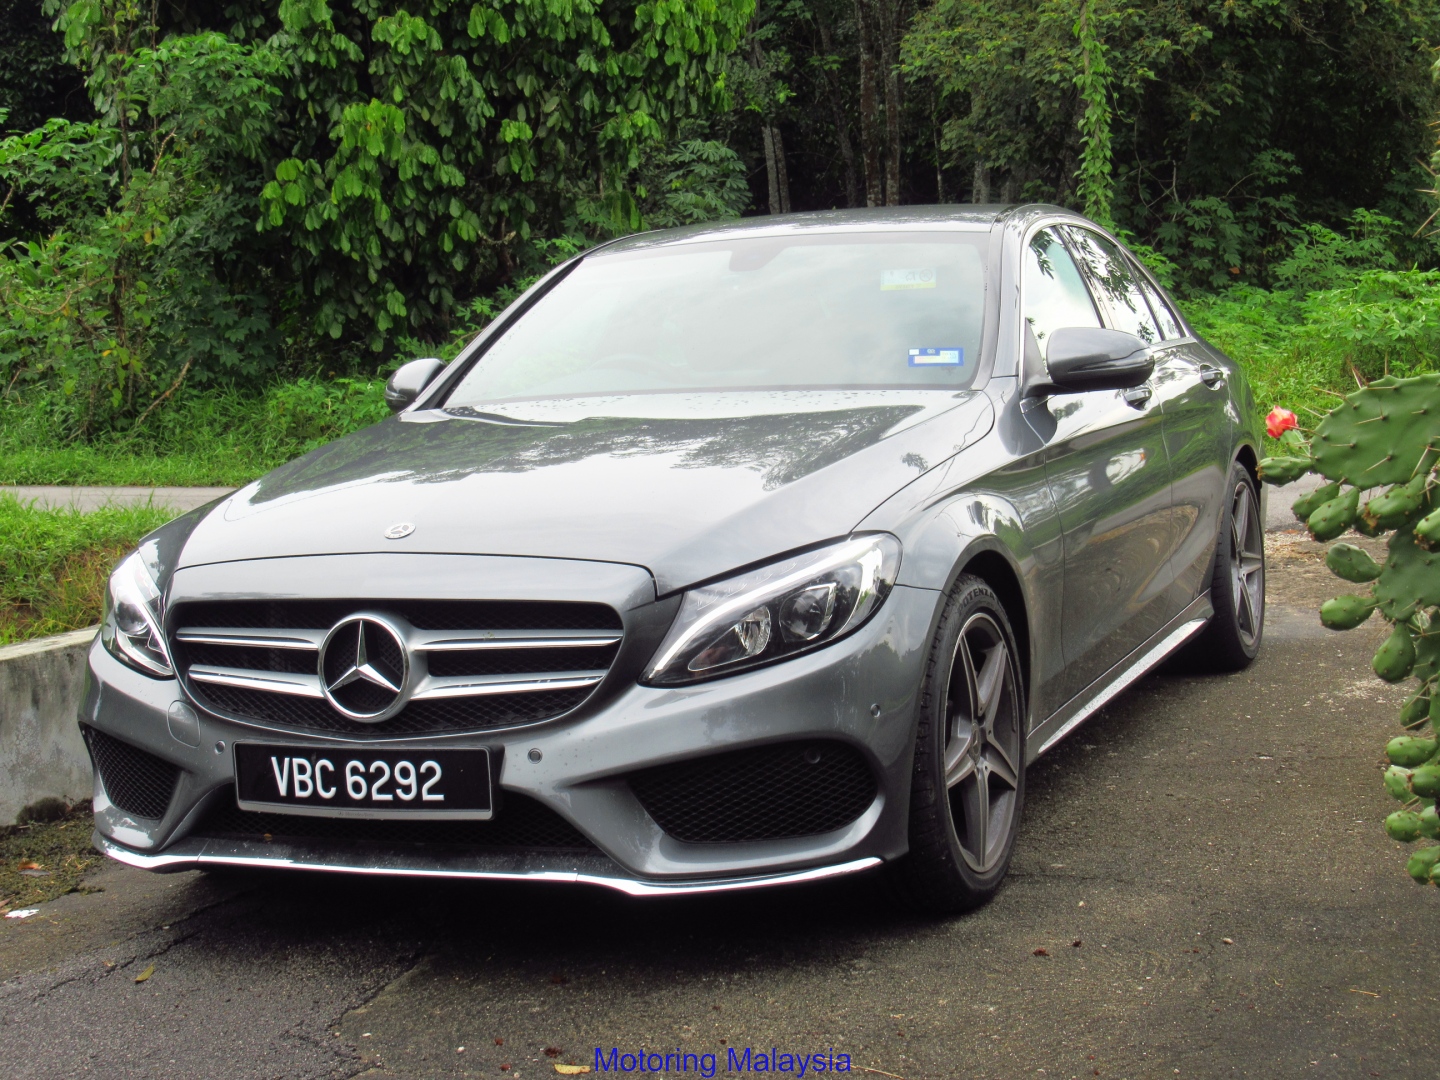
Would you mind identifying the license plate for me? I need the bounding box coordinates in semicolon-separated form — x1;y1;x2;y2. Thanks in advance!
234;744;492;819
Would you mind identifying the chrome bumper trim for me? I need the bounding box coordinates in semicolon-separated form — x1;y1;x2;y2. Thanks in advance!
94;833;882;897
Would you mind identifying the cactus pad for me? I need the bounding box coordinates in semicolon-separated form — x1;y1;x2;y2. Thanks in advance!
1310;374;1440;488
1325;543;1381;583
1373;527;1440;621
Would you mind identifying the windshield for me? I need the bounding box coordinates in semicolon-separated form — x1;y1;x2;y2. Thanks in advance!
443;232;990;406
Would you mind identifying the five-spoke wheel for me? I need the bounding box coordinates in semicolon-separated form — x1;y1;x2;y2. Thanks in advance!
944;612;1023;874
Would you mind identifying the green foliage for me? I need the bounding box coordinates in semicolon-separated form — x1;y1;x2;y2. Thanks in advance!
1072;0;1112;226
0;14;286;434
1255;374;1440;889
257;0;754;349
0;492;172;643
906;0;1440;290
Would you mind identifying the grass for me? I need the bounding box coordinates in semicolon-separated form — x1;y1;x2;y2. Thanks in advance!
0;494;175;645
0;376;389;487
1184;271;1440;427
0;802;104;912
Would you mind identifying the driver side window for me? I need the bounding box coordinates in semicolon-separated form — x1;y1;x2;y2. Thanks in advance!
1022;227;1101;360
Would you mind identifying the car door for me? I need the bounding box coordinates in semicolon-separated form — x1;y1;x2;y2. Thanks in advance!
1130;263;1232;606
1022;225;1175;702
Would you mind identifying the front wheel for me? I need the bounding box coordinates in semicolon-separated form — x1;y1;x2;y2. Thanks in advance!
1184;462;1265;672
894;574;1026;915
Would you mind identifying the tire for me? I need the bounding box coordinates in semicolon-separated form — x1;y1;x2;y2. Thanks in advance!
893;574;1027;915
1184;461;1265;672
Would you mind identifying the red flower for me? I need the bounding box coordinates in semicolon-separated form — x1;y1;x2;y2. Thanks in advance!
1266;407;1298;439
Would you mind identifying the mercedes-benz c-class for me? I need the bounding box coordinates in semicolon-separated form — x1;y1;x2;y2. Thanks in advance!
84;205;1264;912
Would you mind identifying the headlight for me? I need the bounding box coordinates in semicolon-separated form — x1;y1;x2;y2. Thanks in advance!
642;534;902;686
99;542;173;678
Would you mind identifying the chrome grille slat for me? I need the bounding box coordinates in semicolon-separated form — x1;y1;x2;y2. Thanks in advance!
413;629;622;651
412;671;607;700
189;665;325;698
176;627;326;651
170;599;623;737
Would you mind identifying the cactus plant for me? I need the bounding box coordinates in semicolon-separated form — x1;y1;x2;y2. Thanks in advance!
1257;380;1440;887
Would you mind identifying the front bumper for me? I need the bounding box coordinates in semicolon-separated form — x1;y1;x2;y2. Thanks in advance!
82;560;939;893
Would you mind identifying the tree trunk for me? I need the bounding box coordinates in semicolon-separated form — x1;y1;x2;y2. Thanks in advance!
854;0;883;207
878;0;903;206
763;124;782;215
972;161;990;204
816;12;861;208
775;125;793;213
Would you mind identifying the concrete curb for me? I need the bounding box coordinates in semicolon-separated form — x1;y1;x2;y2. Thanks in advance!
0;628;95;824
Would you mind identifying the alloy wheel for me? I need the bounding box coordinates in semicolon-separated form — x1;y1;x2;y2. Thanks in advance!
943;612;1023;873
1229;481;1265;647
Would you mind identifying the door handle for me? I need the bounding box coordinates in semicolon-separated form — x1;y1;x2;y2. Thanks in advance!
1123;385;1152;408
1200;365;1225;387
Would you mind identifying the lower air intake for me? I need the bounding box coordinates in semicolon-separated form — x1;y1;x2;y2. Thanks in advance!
191;792;596;851
628;740;877;843
83;726;180;820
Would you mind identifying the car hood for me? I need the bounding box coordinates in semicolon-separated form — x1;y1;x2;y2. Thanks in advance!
177;390;994;595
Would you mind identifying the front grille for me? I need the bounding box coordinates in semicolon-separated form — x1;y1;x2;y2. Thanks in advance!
170;599;622;737
83;726;180;820
191;792;595;851
628;740;877;844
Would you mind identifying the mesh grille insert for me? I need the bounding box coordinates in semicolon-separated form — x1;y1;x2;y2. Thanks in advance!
193;792;595;850
187;683;594;736
628;740;877;844
83;726;180;820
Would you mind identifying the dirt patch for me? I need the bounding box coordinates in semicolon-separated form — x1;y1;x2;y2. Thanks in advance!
0;803;102;914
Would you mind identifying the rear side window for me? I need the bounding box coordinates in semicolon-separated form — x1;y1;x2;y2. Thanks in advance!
1021;227;1100;359
1062;227;1159;345
1132;267;1184;340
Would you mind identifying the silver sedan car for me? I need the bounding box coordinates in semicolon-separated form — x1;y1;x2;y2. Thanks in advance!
85;205;1264;912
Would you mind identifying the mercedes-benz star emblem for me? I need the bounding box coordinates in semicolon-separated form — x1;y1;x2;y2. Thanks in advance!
318;614;411;722
384;522;415;539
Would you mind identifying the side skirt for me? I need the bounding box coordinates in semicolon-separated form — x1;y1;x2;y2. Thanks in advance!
1024;591;1213;764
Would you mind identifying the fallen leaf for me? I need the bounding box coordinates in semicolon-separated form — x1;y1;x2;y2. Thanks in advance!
1032;948;1049;956
17;861;40;870
544;1048;562;1057
1221;938;1234;945
1349;988;1380;998
554;1067;592;1076
495;1037;505;1046
134;964;155;983
500;1064;511;1072
1071;940;1083;948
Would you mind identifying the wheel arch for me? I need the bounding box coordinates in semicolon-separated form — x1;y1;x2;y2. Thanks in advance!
953;544;1032;716
1235;440;1259;485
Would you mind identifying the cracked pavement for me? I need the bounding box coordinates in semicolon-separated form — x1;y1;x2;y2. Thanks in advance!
3;540;1438;1080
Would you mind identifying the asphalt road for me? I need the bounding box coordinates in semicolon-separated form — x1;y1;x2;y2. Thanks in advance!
3;538;1437;1080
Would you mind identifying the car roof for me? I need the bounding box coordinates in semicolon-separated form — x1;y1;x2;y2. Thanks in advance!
591;204;1031;256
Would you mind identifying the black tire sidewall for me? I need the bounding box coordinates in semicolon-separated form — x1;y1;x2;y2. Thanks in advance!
899;574;1027;910
1204;462;1265;668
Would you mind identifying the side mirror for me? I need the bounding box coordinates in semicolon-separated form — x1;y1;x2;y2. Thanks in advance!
384;357;447;412
1025;327;1153;397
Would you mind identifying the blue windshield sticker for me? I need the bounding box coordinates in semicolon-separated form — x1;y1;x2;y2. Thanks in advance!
909;347;964;367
